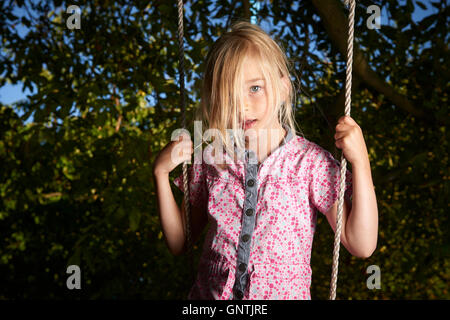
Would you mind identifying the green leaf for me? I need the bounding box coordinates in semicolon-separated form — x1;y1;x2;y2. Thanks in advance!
129;208;141;231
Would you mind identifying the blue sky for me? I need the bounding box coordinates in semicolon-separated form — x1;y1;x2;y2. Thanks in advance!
0;1;439;106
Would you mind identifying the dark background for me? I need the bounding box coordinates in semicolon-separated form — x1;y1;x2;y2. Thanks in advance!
0;0;448;299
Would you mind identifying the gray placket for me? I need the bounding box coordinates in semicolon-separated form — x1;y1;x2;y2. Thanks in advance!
231;148;259;300
230;124;293;300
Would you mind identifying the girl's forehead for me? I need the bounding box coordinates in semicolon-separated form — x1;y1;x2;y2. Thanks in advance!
241;54;266;82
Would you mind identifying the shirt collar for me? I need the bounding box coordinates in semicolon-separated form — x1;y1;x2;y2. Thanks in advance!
233;123;293;163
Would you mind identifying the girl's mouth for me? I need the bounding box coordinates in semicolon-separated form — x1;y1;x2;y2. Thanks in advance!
243;119;257;130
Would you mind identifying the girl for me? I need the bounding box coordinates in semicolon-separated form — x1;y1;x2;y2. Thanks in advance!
152;21;378;300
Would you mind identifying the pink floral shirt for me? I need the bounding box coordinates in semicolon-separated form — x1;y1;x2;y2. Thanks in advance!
173;124;352;300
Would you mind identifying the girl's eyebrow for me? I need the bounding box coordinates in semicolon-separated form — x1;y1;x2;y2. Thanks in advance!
246;78;265;83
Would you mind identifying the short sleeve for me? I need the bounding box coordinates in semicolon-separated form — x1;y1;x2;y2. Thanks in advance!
309;145;353;214
173;163;208;213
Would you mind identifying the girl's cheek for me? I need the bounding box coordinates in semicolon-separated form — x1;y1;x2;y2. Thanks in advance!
253;95;266;107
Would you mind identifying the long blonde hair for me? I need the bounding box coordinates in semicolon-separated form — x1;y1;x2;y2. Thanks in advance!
194;20;301;164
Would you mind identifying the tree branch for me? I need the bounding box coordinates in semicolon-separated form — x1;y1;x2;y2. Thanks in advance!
243;0;251;20
311;0;437;124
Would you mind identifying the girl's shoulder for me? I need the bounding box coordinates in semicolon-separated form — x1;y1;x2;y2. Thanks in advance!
287;135;338;168
288;134;319;158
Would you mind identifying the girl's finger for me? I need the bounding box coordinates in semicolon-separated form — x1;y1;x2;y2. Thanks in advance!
334;131;346;140
337;116;346;124
338;115;355;124
344;115;357;124
176;133;191;143
335;123;348;132
335;139;340;149
178;139;193;147
335;138;344;149
179;145;193;157
178;137;192;144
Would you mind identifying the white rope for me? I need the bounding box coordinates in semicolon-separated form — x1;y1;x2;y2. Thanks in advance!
176;0;194;283
329;0;355;300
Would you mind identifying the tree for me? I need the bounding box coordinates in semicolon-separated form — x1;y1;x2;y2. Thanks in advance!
0;0;448;299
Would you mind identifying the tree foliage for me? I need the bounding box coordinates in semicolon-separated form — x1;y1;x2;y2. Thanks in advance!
0;0;448;299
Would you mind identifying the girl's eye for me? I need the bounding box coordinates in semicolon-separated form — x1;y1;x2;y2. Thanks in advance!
250;85;262;93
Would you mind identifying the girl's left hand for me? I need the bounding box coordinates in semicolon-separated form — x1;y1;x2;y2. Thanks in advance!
334;115;370;166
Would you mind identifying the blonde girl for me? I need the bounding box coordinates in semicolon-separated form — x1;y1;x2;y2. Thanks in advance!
152;21;378;300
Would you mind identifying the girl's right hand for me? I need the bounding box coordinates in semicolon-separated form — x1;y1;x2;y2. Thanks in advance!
152;133;193;176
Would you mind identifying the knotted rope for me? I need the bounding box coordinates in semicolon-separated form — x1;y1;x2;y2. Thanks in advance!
329;0;355;300
176;0;194;283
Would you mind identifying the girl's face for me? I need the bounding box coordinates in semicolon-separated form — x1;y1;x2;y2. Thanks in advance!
240;53;269;133
239;53;288;136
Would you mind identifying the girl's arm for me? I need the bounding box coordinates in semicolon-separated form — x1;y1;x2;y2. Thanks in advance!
326;115;379;258
153;169;208;256
324;161;378;258
152;133;207;256
153;170;186;256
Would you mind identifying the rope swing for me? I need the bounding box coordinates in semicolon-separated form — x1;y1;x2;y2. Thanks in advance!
176;0;194;283
329;0;355;300
175;0;356;300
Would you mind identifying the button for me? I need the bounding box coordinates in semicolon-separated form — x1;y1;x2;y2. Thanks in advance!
239;263;247;272
242;234;250;242
245;208;254;216
247;179;255;187
234;290;243;300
